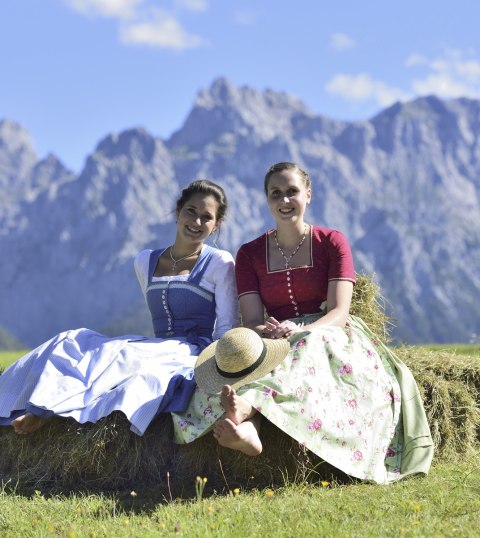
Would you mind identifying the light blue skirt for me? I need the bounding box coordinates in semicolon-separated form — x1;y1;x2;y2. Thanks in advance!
0;328;202;435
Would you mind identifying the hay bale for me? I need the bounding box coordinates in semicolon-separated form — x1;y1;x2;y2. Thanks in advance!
350;274;393;341
0;413;174;491
397;346;480;459
172;418;349;494
1;275;478;492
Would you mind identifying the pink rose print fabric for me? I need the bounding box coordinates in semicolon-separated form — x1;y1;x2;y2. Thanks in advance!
171;315;423;484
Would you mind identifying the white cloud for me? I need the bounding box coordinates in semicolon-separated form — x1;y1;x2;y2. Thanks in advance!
330;32;356;52
411;73;475;98
405;53;428;67
120;11;207;50
175;0;208;11
325;73;409;106
65;0;140;19
408;49;480;98
65;0;208;51
233;10;257;26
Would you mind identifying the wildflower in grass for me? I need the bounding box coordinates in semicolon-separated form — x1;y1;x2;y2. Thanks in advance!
265;489;274;497
130;490;137;497
123;519;130;525
233;488;240;495
321;481;330;488
412;503;421;513
195;476;208;501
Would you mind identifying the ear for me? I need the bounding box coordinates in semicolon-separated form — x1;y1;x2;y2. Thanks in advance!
306;188;312;204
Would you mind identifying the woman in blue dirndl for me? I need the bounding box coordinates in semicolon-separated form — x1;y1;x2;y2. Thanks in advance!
0;180;238;435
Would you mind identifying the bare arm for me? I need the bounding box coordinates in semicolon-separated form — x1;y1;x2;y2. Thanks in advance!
266;280;353;339
304;279;353;329
239;293;268;336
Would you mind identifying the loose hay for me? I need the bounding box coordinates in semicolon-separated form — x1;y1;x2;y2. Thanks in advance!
350;273;393;341
0;275;478;493
398;346;480;459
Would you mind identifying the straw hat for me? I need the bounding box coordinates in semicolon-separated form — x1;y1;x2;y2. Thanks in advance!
194;327;291;394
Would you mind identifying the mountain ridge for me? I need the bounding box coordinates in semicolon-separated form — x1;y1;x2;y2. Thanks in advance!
1;78;479;346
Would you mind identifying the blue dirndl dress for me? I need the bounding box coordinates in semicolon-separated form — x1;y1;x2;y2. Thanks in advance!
0;246;218;435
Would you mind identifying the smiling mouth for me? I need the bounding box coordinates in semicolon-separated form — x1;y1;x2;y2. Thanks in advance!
279;207;294;214
186;225;202;233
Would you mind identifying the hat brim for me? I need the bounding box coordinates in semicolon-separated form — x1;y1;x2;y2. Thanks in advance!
194;335;291;394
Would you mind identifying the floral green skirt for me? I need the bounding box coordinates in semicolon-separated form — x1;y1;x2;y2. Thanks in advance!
171;315;433;484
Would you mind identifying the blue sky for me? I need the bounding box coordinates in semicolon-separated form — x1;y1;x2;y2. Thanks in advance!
1;0;480;172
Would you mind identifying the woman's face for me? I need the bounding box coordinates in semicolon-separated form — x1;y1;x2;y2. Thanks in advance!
176;193;220;245
266;170;311;224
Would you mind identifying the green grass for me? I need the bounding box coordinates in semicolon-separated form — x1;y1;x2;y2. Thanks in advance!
420;344;480;357
0;350;28;370
1;344;479;536
0;456;479;537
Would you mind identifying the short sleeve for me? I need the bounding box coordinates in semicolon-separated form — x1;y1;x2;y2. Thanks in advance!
327;230;356;282
235;245;260;297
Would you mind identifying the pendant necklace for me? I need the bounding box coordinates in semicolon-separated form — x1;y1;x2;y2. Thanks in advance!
274;225;308;269
169;245;201;272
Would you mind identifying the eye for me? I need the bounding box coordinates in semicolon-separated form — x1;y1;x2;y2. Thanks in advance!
287;188;298;195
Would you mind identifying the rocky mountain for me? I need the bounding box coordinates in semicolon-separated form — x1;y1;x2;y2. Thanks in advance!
0;79;479;347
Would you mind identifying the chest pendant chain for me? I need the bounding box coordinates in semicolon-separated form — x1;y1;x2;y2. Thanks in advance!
169;246;201;272
274;225;307;269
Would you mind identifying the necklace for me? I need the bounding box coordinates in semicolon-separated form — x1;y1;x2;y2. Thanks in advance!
274;225;307;269
169;245;202;272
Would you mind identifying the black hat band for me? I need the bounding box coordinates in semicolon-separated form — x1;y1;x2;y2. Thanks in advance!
215;343;267;378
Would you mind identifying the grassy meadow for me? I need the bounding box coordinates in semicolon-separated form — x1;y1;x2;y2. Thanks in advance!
0;345;479;537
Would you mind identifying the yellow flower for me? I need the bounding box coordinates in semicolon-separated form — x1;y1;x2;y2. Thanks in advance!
321;481;330;488
265;489;274;497
412;503;421;513
233;488;240;495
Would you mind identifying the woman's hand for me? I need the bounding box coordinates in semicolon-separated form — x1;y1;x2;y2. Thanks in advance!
263;317;301;339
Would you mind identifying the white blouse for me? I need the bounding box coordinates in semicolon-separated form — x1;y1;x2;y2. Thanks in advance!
134;247;239;340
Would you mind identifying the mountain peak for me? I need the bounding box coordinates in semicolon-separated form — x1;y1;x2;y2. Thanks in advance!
0;119;35;154
94;127;159;162
169;78;312;148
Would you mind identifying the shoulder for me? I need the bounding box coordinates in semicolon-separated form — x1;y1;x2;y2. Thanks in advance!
312;226;350;246
134;249;153;272
207;247;235;265
237;232;268;257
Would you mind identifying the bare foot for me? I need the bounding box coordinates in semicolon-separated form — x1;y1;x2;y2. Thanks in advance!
220;385;255;425
11;413;47;435
213;418;262;456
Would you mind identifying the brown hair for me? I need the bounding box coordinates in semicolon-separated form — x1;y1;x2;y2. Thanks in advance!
264;162;312;193
176;179;228;222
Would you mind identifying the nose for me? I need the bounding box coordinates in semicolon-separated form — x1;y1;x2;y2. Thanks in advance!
282;195;290;203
